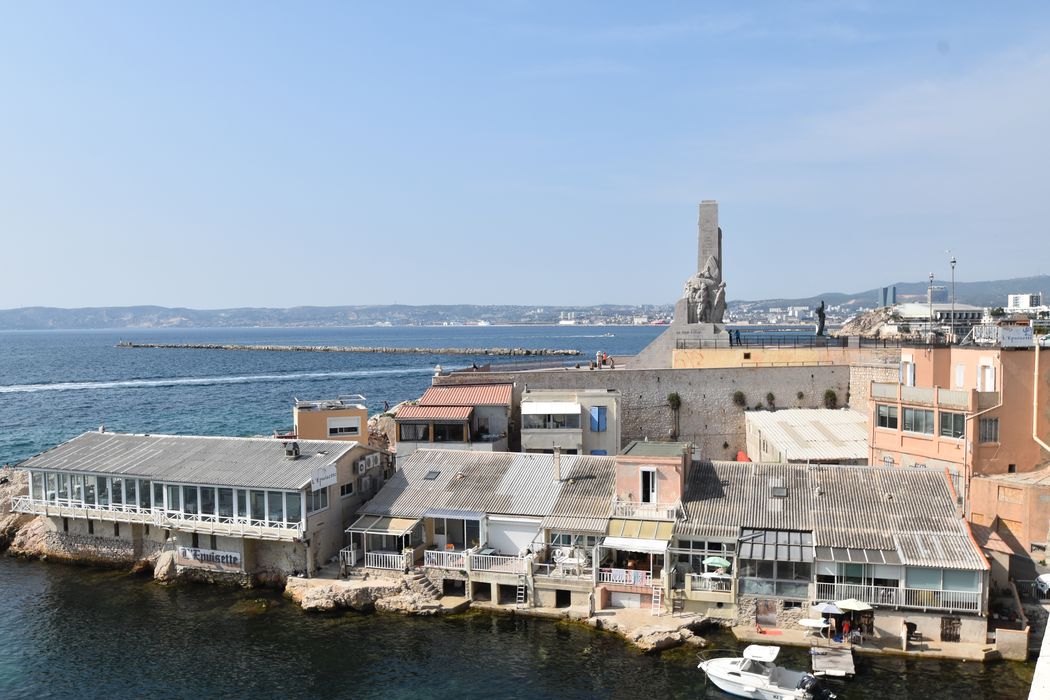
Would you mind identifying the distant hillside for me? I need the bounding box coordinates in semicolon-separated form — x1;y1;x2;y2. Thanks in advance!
0;304;670;330
731;275;1050;311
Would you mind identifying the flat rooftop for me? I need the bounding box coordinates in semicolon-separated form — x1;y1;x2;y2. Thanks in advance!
619;440;691;458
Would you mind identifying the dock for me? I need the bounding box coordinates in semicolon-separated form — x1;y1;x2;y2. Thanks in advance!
116;341;580;356
810;647;855;677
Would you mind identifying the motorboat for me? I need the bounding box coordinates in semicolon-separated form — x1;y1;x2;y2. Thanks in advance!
697;645;836;700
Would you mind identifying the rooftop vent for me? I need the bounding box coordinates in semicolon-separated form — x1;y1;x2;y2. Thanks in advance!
284;441;300;460
771;486;788;498
424;470;441;481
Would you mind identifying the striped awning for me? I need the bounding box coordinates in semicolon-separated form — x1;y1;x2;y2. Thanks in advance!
346;515;420;536
606;518;674;540
395;405;473;421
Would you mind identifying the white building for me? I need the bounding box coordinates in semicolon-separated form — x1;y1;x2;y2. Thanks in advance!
520;388;621;456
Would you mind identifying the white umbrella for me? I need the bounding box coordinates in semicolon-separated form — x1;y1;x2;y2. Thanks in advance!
835;598;873;612
812;602;844;615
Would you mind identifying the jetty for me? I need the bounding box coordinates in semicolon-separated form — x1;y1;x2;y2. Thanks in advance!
115;341;580;356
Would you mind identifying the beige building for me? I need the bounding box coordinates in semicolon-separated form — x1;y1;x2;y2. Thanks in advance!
292;395;369;442
521;388;621;456
395;384;513;456
14;431;392;583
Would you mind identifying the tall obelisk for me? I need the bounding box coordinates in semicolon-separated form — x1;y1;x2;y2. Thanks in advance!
697;200;722;284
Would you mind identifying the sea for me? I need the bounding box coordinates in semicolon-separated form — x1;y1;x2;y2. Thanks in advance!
0;325;1036;699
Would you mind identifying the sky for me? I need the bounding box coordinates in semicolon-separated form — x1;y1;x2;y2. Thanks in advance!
2;2;1049;309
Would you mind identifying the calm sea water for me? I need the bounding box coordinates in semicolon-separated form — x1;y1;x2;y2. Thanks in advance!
0;326;1037;698
0;325;661;466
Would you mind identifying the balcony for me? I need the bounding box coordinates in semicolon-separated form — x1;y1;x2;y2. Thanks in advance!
815;581;981;614
610;500;679;521
12;496;303;541
520;428;583;453
424;548;468;570
680;573;735;603
469;553;526;575
598;567;654;588
364;550;409;571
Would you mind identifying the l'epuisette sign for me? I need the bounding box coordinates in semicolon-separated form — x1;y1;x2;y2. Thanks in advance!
176;546;243;572
311;463;338;491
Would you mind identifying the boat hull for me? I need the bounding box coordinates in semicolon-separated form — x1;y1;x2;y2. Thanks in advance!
699;660;807;700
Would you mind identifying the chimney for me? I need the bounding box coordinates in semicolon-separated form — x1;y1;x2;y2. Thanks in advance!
284;441;300;460
553;447;561;481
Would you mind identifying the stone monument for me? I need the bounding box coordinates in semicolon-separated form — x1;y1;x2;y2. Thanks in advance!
633;200;732;368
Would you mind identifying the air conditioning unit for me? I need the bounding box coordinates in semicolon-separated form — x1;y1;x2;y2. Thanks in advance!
369;453;380;468
356;460;367;475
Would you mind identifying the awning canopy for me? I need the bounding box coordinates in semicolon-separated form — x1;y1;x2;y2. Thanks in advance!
521;401;582;415
424;508;485;521
606;518;674;540
814;546;901;565
395;405;473;421
601;536;669;555
346;514;421;536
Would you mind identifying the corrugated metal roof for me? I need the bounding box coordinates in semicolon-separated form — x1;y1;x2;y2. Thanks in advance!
360;449;616;530
16;432;356;490
678;460;985;571
745;409;868;461
620;441;691;458
395;405;473;421
985;465;1050;486
346;515;420;536
418;384;513;406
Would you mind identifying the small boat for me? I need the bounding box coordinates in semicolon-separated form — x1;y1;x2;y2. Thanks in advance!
697;645;836;700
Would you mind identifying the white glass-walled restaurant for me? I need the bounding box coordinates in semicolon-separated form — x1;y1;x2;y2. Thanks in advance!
25;470;318;533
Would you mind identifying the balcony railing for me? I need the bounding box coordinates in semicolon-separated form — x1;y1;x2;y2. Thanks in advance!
532;562;593;580
469;554;526;574
815;581;981;614
685;573;732;593
598;567;653;587
365;551;408;571
424;549;467;570
11;496;303;540
610;500;679;521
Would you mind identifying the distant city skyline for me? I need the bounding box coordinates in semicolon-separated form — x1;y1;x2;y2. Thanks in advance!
2;3;1048;309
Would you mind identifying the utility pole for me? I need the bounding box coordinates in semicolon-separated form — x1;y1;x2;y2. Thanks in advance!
949;254;957;344
928;272;935;343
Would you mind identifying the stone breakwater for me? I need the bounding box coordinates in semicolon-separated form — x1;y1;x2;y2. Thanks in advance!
116;342;580;356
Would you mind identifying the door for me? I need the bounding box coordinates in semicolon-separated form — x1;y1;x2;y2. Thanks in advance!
433;518;447;550
757;599;778;627
641;469;657;503
940;616;961;643
610;592;641;609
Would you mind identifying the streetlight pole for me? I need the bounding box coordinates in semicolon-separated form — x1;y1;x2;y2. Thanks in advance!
928;272;935;343
949;254;957;344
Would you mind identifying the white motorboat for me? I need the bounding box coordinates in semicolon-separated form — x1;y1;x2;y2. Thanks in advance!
697;645;836;700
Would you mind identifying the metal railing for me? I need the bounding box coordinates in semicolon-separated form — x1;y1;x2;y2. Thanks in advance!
598;567;653;587
11;496;303;540
532;562;593;579
610;500;679;521
469;554;526;574
365;551;408;571
685;573;732;592
424;549;467;570
815;581;981;613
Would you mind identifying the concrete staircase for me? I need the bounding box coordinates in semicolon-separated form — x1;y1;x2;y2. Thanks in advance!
405;570;443;600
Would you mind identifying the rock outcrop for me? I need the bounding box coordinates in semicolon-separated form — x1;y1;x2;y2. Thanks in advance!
590;613;709;653
154;550;177;582
0;467;32;551
284;576;404;612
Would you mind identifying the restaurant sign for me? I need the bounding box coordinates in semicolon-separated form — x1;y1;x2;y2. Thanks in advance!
176;546;243;573
311;463;338;491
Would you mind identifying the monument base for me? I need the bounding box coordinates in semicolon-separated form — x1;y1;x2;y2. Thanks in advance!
630;317;731;369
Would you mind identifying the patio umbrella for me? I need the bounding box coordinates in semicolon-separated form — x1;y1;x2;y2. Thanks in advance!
835;598;873;612
812;602;844;615
702;556;731;569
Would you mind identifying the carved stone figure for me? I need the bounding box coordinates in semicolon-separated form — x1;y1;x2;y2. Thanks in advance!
697;282;711;323
815;300;826;336
712;282;726;323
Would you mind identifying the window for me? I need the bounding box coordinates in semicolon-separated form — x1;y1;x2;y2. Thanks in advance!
903;408;934;434
182;485;198;515
307;486;328;513
738;559;810;599
550;532;599;548
998;486;1023;503
166;484;181;511
218;488;234;518
200;487;216;516
210;535;218;550
153;483;164;509
236;489;247;518
340;482;355;497
96;477;109;506
589;406;608;432
900;360;916;386
87;520;94;535
192;533;199;548
113;522;120;537
63;517;69;532
939;411;965;439
979;418;999;443
955;364;965;389
267;491;285;523
250;490;265;521
640;469;657;503
877;405;898;429
286;493;302;523
590;449;608;456
111;477;123;506
399;423;428;441
1008;464;1017;474
523;413;582;430
327;416;361;437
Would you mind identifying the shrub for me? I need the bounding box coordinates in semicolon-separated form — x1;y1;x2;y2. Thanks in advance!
796;391;804;401
765;392;775;407
823;389;838;409
667;392;681;411
732;391;747;407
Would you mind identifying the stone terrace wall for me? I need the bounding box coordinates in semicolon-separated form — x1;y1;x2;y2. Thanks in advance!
847;349;901;415
435;365;850;461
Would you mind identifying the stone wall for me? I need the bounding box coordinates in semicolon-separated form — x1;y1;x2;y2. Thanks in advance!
734;596;807;628
436;365;850;460
848;352;901;415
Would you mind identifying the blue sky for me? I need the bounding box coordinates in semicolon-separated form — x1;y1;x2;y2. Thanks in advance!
2;2;1048;308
